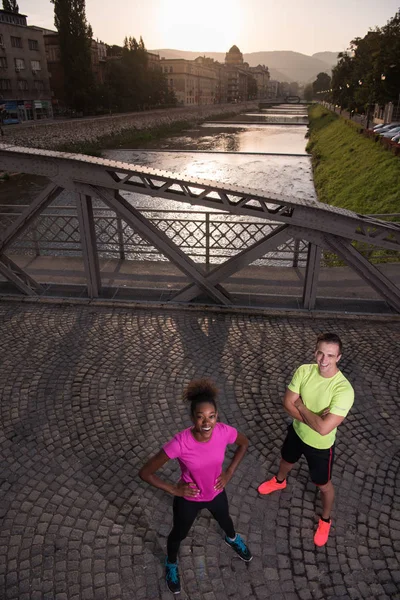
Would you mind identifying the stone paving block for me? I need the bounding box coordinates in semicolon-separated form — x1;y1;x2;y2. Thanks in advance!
0;302;399;600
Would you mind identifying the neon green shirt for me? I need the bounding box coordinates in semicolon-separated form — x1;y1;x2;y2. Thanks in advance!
288;364;354;449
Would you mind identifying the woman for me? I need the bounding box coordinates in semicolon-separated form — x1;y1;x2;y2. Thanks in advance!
139;379;252;595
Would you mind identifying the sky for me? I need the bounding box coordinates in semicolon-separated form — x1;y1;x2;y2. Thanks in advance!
20;0;400;56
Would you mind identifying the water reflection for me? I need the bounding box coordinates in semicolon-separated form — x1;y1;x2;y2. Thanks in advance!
104;150;316;208
2;105;315;270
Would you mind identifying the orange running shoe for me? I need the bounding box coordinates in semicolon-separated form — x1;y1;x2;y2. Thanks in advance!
314;519;331;546
257;476;287;495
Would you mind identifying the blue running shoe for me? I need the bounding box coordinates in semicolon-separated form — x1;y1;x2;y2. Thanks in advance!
225;533;253;562
165;558;181;594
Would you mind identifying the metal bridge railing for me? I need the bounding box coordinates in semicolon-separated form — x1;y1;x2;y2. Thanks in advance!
1;206;398;268
0;205;309;268
0;144;399;311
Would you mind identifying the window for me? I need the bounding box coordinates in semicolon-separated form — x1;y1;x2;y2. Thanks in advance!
11;36;22;49
0;34;4;47
28;39;39;51
46;46;60;62
0;57;7;69
14;58;25;71
0;79;11;90
169;66;173;73
31;60;41;71
33;80;44;91
17;79;28;91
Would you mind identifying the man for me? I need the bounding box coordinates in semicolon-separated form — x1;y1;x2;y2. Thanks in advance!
258;332;354;546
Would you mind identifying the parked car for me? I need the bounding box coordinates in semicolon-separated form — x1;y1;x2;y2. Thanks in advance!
372;122;396;131
376;122;400;133
391;132;400;142
380;126;400;138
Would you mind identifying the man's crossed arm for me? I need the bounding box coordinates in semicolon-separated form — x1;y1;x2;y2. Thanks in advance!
283;389;344;436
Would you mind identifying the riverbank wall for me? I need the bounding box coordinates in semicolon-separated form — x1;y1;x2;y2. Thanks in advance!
1;102;258;151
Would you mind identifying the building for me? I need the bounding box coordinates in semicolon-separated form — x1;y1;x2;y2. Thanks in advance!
159;56;225;106
250;64;270;99
225;45;248;102
38;30;108;110
91;39;107;86
267;79;279;99
194;56;228;104
146;51;160;70
224;45;270;102
0;9;52;122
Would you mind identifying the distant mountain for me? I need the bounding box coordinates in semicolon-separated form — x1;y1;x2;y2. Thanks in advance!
151;48;341;84
312;52;341;67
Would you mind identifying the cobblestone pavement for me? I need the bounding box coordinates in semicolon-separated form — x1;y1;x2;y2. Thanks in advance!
0;301;399;600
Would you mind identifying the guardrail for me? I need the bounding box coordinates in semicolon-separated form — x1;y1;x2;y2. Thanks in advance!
0;144;399;311
2;206;398;268
0;205;309;268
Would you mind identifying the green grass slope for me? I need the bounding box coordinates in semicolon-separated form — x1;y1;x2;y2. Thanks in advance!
306;105;400;215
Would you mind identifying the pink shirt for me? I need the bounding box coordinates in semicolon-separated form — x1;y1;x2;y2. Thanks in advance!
163;423;238;502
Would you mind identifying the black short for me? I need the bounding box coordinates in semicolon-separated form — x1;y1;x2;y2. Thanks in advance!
281;423;335;485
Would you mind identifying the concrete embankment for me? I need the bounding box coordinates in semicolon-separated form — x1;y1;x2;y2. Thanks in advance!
1;102;258;151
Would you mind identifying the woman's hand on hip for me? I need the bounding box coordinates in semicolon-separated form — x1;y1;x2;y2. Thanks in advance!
214;471;232;491
174;481;200;498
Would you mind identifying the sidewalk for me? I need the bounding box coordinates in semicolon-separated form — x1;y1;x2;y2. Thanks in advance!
3;254;400;314
0;300;399;599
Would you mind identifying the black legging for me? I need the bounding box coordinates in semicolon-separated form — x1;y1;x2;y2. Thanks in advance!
167;490;236;562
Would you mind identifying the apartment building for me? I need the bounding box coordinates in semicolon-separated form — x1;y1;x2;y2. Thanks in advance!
225;45;270;101
36;29;107;110
160;57;225;106
146;51;160;70
0;9;52;122
267;79;279;99
250;64;270;99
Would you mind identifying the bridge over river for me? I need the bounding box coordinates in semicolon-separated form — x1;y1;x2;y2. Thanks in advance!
0;105;399;314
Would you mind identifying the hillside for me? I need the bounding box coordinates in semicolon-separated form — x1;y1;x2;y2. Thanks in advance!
312;51;340;66
151;48;340;83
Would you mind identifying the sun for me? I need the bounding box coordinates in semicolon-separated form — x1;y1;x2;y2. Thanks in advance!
156;0;244;51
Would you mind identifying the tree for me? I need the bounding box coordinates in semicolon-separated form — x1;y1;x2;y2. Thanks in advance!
377;10;400;106
51;0;95;113
331;52;356;110
312;72;332;101
303;83;313;102
2;0;19;12
331;9;400;112
104;35;176;112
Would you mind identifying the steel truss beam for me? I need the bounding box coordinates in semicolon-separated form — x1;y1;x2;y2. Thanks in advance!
0;254;43;295
288;225;400;312
89;186;232;305
76;194;101;298
172;224;292;302
0;182;63;253
0;146;399;311
0;182;63;294
0;145;399;252
302;243;322;310
324;234;400;313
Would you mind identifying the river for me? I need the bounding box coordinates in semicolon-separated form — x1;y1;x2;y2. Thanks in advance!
0;104;313;266
103;104;315;211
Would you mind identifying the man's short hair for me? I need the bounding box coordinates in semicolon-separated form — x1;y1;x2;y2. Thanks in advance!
316;332;342;354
